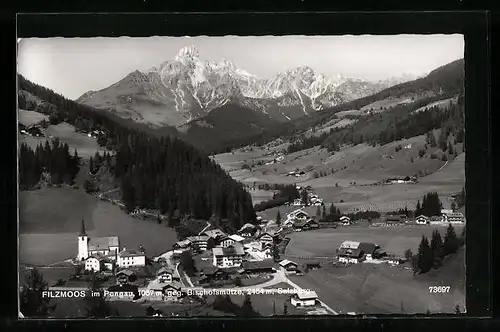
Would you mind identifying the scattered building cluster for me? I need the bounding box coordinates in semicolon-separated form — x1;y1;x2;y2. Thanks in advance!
336;240;403;266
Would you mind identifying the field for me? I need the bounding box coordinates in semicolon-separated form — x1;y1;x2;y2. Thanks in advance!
284;225;465;258
19;187;178;266
412;96;459;114
20;122;108;158
18;109;48;126
288;247;465;314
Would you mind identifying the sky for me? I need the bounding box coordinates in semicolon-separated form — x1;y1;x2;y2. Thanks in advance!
17;34;464;100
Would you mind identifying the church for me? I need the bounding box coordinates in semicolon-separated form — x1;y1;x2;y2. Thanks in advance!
78;219;146;272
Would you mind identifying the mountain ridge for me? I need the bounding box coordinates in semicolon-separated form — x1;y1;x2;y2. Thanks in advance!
76;45;419;127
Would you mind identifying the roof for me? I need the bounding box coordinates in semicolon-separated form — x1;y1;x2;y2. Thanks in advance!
116;269;134;277
340;241;360;249
228;234;245;242
213;244;245;256
186;236;210;242
296;291;318;300
203;229;226;239
358;242;378;255
239;223;257;232
88;236;119;251
201;266;220;276
79;219;87;236
385;215;401;222
279;259;298;267
293;218;317;228
242;260;275;270
416;215;429;219
258;232;274;239
156;267;174;275
174;239;191;247
338;248;363;258
119;250;145;258
445;212;464;217
339;216;350;220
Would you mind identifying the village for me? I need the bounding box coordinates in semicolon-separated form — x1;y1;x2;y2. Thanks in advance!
44;183;466;316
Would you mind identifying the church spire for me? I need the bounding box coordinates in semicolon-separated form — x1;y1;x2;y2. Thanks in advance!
79;219;87;236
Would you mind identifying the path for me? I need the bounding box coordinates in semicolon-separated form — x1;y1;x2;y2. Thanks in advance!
283;274;339;315
437;160;449;172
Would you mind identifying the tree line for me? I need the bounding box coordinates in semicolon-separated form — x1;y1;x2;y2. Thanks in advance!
415;192;443;217
19;75;257;232
407;223;464;274
19;140;80;190
254;185;299;212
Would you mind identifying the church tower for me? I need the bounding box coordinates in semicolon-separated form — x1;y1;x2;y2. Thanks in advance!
77;219;89;261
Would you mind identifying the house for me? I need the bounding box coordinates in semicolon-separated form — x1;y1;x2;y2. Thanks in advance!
358;242;380;261
292;199;303;206
429;216;444;224
383;255;403;265
443;212;465;224
173;239;191;250
77;219;120;261
416;215;429;225
304;261;321;270
212;243;246;268
292;218;320;231
84;255;102;272
117;249;146;268
287;210;309;221
340;240;360;249
339;216;351;225
115;269;135;284
337;247;364;264
291;291;318;307
186;236;212;252
441;209;454;215
241;260;275;274
156;267;174;283
257;232;274;245
202;229;227;241
279;259;299;275
238;223;258;237
159;281;183;299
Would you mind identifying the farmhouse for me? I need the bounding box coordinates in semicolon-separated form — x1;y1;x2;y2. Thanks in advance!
279;259;299;275
78;219;120;262
291;291;318;307
385;215;403;225
156;267;175;283
186;236;212;252
115;269;136;284
84;256;102;272
292;218;320;231
429;216;444;224
212;243;246;268
238;223;258;237
441;209;454;215
442;212;465;224
257;232;274;245
203;229;227;241
337;247;364;264
337;241;380;263
287;209;309;222
416;215;429;225
117;249;146;268
339;216;351;225
241;260;275;274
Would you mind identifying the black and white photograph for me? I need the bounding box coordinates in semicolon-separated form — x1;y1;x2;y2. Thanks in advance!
18;34;466;318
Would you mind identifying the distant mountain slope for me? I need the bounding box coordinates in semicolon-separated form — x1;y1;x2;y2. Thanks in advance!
225;58;465;150
77;45;416;127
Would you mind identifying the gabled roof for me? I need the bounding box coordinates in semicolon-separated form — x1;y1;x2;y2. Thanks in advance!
279;259;298;267
213;243;245;256
296;291;318;300
293;218;317;228
203;229;226;239
228;234;245;242
201;266;220;276
116;269;134;277
416;215;429;219
156;267;174;275
338;248;363;258
119;250;145;258
186;235;210;242
242;260;275;270
340;240;360;249
358;242;379;255
174;239;191;247
339;216;350;220
238;223;257;232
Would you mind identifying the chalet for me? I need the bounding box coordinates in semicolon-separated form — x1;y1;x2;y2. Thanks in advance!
115;269;136;284
212;243;246;268
156;267;174;283
173;239;191;250
358;242;380;261
198;266;229;283
238;223;258;237
429;216;444;224
416;215;429;225
292;199;303;206
117;249;146;268
441;209;454;215
149;281;183;299
241;260;275;274
442;212;465;224
304;261;321;271
186;236;212;252
337;247;364;264
339;216;351;225
217;234;245;248
279;259;299;275
287;210;309;221
292;218;320;231
84;255;102;272
257;232;274;245
202;229;226;241
291;291;318;307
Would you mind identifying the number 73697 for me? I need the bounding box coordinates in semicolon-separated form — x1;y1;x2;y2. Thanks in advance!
429;286;451;293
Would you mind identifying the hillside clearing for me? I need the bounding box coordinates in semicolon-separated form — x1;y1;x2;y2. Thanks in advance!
18;109;48;126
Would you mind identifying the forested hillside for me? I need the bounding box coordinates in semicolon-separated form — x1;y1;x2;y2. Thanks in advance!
18;75;257;231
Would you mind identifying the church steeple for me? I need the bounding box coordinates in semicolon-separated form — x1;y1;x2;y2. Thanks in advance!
79;219;87;236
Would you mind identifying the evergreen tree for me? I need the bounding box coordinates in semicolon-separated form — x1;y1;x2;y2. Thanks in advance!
455;304;461;314
448;141;454;155
404;249;413;261
451;202;457;211
283;302;288;315
322;205;327;220
415;200;422;216
20;268;56;317
329;203;335;216
241;295;257;316
272;301;276;316
316;206;321;220
301;189;309;206
416;235;433;274
443;223;459;256
276;210;281;225
430;229;444;268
